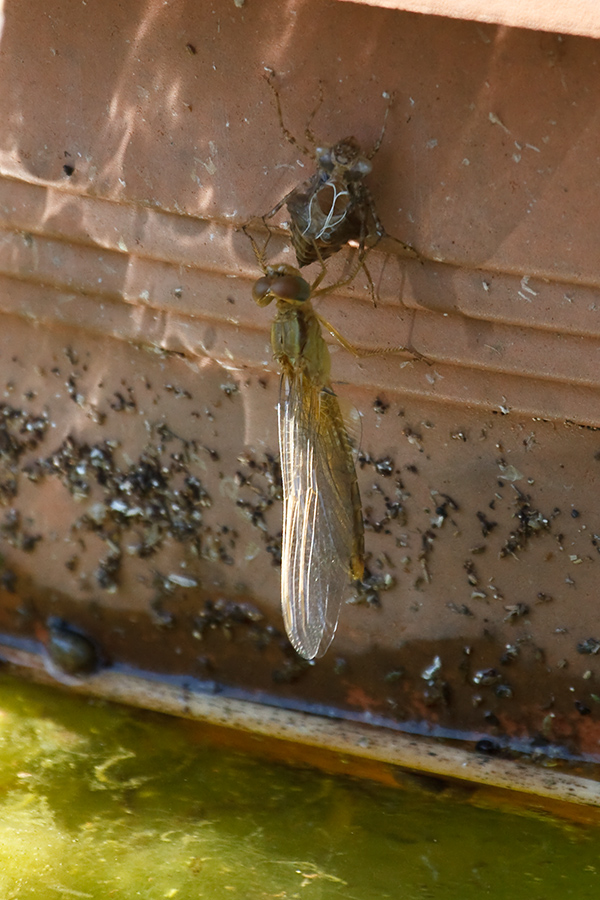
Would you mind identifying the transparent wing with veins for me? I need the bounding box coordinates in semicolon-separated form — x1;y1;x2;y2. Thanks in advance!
278;369;362;660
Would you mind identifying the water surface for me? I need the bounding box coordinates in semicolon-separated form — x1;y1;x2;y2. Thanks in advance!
0;673;597;899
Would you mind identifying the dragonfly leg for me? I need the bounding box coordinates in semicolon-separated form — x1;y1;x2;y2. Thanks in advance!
304;81;324;148
361;186;422;263
241;223;270;272
265;68;313;158
263;186;295;222
309;243;364;297
366;91;395;160
316;312;430;364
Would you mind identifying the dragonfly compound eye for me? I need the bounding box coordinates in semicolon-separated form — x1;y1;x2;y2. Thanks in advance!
252;276;275;307
315;146;334;171
347;157;372;180
269;274;311;304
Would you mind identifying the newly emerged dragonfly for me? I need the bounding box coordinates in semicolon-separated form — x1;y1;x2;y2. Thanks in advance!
246;230;365;659
263;69;418;273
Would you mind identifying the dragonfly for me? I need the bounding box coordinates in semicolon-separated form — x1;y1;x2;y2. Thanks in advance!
262;69;419;279
245;229;366;659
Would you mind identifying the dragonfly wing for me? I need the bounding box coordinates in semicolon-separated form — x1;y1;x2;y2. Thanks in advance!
278;372;363;659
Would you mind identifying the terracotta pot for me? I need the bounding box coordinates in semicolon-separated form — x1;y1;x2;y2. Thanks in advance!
1;0;600;796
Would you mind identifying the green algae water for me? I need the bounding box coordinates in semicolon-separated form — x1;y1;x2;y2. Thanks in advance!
0;673;598;900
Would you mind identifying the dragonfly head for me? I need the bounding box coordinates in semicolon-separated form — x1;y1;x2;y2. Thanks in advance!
252;266;312;308
316;138;372;181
